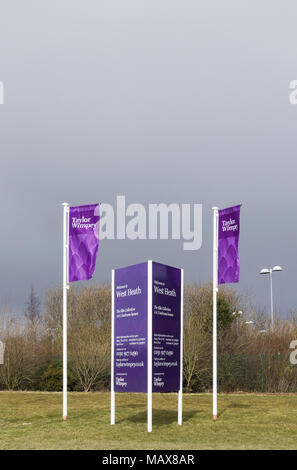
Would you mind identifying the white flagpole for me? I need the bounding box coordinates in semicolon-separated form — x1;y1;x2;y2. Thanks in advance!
111;269;115;425
147;260;153;433
212;206;219;420
178;268;184;426
62;202;69;421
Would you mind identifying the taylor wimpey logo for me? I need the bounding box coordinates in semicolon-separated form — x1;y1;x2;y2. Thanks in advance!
100;196;202;251
222;218;238;233
289;81;297;104
0;81;3;104
71;217;96;230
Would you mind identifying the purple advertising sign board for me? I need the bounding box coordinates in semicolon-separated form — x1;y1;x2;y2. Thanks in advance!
113;262;148;393
218;205;241;285
112;261;182;394
152;262;181;392
69;204;100;282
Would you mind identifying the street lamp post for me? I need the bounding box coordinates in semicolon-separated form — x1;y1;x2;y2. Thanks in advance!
260;266;283;331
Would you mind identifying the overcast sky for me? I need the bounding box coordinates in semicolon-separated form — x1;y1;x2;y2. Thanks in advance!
0;1;296;316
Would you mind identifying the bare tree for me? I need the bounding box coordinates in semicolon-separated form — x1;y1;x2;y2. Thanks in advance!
68;285;110;391
44;284;111;391
24;286;42;361
0;317;32;390
24;286;41;330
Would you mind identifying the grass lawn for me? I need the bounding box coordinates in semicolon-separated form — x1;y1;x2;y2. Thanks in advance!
0;391;296;450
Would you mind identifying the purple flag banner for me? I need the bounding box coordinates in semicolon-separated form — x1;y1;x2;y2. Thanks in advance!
218;205;241;285
68;204;100;282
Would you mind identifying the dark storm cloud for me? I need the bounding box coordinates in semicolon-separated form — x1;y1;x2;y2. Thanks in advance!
0;1;296;315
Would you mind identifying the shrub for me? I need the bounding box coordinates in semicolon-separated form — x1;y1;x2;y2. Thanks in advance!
40;363;76;391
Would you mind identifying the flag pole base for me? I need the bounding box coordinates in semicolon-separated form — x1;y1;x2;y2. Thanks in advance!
62;416;67;421
213;415;217;420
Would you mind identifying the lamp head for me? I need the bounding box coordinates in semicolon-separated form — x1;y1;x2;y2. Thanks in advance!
260;268;270;275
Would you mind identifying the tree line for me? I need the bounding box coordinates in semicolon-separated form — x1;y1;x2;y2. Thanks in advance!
0;283;297;393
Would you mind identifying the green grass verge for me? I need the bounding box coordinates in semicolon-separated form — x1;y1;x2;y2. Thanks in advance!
0;392;296;450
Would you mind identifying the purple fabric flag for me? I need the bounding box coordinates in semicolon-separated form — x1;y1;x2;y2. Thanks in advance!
218;205;241;285
68;204;100;282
